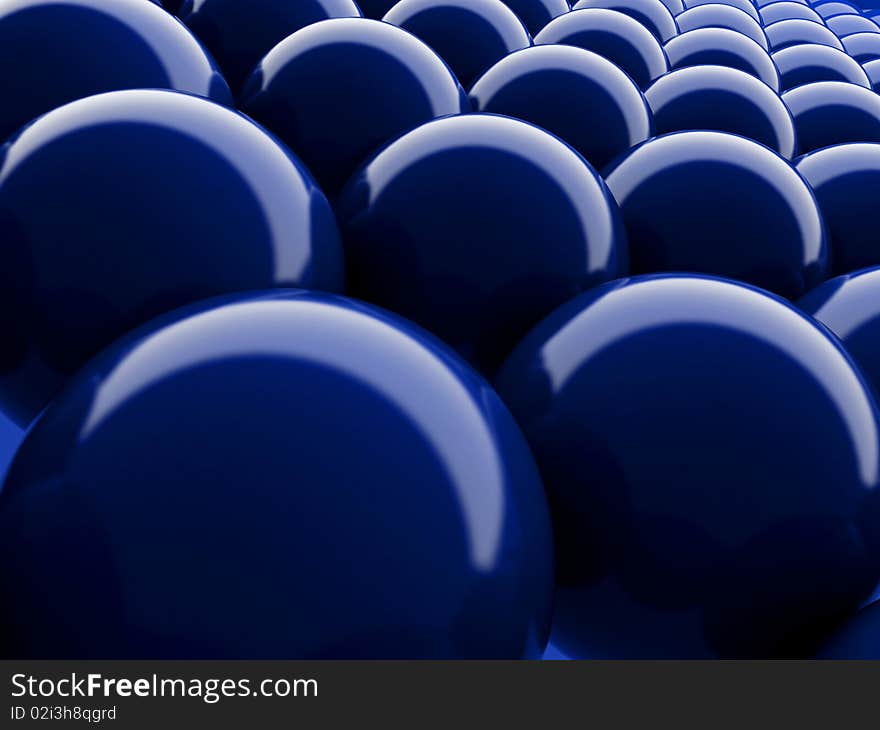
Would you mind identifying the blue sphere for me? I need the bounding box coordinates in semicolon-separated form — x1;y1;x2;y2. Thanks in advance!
0;0;230;142
573;0;680;41
675;4;769;50
796;144;880;274
664;28;781;90
760;2;826;24
842;30;880;59
773;43;871;89
685;0;761;24
783;81;880;152
817;601;880;658
826;12;880;36
239;18;468;200
0;89;343;427
758;0;809;6
863;57;880;89
383;0;532;88
799;268;880;400
813;0;860;17
336;113;627;373
180;0;361;94
766;19;845;51
496;274;880;658
535;8;669;88
0;290;555;659
604;131;826;297
644;65;796;157
470;45;653;170
498;0;572;34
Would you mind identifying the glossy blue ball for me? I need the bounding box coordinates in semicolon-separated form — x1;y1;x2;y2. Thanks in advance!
383;0;532;88
826;12;880;36
675;4;769;49
180;0;361;94
773;42;871;89
470;45;653;170
664;27;781;90
645;65;796;157
758;0;809;6
605;131;825;296
766;18;845;51
760;2;826;25
842;30;880;59
240;18;468;200
685;0;761;24
0;0;230;142
783;81;880;152
535;8;669;88
0;90;343;427
813;0;860;17
496;274;880;658
799;268;880;399
337;113;627;373
498;0;571;34
573;0;680;42
0;290;555;659
817;601;880;658
862;57;880;89
797;144;880;273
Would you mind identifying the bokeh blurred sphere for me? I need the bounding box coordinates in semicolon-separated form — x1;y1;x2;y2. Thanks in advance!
0;89;343;427
337;113;627;373
496;274;880;658
0;0;230;141
240;18;468;199
0;290;555;659
470;45;653;170
783;80;880;152
604;131;825;297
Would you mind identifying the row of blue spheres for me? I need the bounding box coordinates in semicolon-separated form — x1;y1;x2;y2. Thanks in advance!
6;0;880;659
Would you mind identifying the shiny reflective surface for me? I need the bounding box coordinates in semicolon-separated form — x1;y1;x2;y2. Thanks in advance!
470;45;653;170
675;4;769;50
535;8;669;88
783;81;880;152
862;57;880;90
799;268;880;400
664;27;781;90
383;0;533;88
813;0;860;17
842;30;880;60
766;18;845;51
498;0;571;34
0;290;555;659
604;131;826;297
760;1;826;25
797;144;880;274
0;90;343;427
240;18;468;199
644;65;796;157
496;274;880;658
772;43;870;89
686;0;761;23
573;0;680;42
826;12;880;36
181;0;361;93
818;600;880;658
337;113;627;373
0;0;230;142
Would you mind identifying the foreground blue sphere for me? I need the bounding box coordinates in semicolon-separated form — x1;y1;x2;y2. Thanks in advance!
180;0;361;93
384;0;532;88
0;0;230;141
818;601;880;658
841;30;880;60
535;8;669;88
337;113;627;373
0;90;344;427
765;19;846;52
796;144;880;274
773;42;870;89
0;290;555;659
675;4;769;50
799;267;880;398
496;274;880;658
470;45;653;170
240;18;468;199
573;0;679;42
664;27;781;89
499;0;571;34
644;65;796;157
783;81;880;152
604;131;826;297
